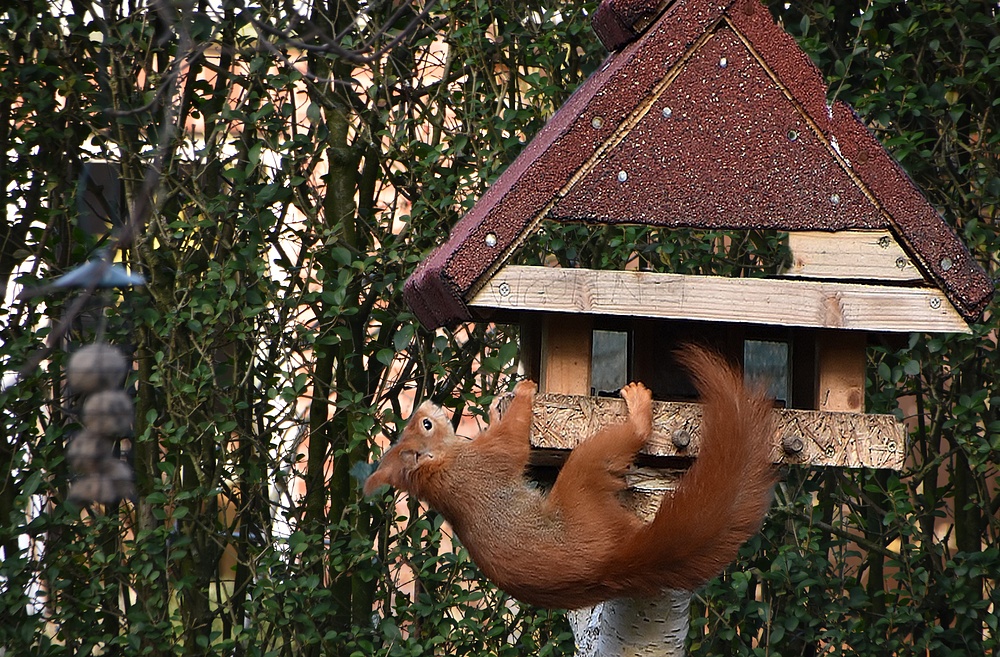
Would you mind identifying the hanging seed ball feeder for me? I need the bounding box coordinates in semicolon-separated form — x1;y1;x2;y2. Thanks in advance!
66;343;128;395
66;341;137;505
81;389;134;437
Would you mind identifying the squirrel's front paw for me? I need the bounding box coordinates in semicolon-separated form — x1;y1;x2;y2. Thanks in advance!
620;381;651;405
513;379;538;399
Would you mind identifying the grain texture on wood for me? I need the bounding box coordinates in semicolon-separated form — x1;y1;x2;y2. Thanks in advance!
540;314;593;395
470;265;969;334
816;331;867;413
784;231;923;282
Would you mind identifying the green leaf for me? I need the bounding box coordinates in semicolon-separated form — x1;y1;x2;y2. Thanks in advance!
393;323;414;352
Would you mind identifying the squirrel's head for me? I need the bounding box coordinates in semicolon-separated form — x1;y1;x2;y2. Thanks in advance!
364;400;456;497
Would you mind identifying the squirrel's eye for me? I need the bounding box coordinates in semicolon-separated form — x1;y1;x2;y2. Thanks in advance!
421;418;433;431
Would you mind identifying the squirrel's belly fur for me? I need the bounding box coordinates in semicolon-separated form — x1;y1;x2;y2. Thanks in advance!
365;344;776;610
443;477;643;608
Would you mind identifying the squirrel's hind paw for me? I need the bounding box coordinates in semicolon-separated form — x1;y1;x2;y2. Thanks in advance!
621;382;653;436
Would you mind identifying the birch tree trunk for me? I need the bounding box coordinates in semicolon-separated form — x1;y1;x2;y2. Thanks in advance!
569;589;692;657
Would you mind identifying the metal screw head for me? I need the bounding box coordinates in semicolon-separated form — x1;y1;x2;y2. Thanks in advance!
878;236;891;249
782;434;804;456
787;129;799;142
671;429;691;450
940;257;953;271
719;57;728;68
498;281;511;297
662;106;673;119
830;193;841;205
617;170;628;183
895;256;908;269
485;232;498;248
591;116;603;129
929;297;942;310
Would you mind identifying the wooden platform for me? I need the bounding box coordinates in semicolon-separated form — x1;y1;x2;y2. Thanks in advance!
497;392;905;470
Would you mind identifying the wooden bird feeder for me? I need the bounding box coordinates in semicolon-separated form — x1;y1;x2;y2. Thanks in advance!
402;0;993;652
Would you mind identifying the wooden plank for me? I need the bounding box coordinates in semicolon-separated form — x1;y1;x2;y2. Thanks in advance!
539;314;593;395
816;331;866;413
497;392;905;470
784;230;923;282
470;264;970;334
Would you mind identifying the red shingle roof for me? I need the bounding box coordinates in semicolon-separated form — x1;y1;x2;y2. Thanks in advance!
404;0;993;329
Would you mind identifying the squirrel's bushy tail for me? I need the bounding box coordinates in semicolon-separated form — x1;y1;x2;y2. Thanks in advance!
620;345;776;592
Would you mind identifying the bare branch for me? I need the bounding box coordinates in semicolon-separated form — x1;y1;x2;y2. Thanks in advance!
243;0;442;66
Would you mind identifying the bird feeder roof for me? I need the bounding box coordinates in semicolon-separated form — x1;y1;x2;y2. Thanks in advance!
404;0;993;330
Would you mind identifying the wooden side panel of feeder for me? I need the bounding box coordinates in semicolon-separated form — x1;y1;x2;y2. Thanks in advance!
539;314;593;395
784;231;923;282
498;392;905;470
816;331;867;413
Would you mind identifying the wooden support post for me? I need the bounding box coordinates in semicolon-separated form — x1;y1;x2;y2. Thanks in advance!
571;475;690;657
540;314;593;395
816;331;867;413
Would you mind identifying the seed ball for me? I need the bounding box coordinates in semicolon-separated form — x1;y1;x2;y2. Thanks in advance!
68;475;102;505
66;430;113;474
67;343;128;394
68;460;136;505
113;476;137;502
69;473;120;505
81;390;134;436
99;459;136;502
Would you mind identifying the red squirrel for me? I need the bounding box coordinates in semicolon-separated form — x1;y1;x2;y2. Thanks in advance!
365;345;776;609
